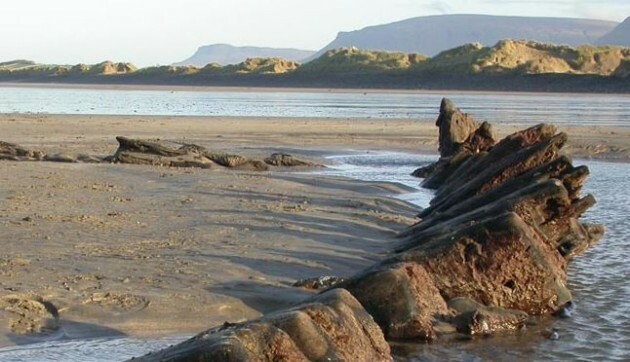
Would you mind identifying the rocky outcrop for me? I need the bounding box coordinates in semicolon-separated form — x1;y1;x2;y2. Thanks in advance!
264;153;320;167
108;136;217;169
132;99;601;361
131;289;391;362
0;141;45;161
1;137;321;171
436;98;479;157
355;98;603;339
108;137;327;170
411;99;495;187
0;294;59;336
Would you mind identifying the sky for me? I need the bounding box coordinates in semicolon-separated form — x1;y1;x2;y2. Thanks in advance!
1;0;628;67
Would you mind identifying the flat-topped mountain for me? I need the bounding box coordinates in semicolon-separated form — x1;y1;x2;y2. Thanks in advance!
597;17;630;46
308;14;618;60
174;44;316;66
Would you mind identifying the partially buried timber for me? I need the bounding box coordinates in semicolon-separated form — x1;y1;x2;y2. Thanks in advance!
0;136;320;171
130;99;602;361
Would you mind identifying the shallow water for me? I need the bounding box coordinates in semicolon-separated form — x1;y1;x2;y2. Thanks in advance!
0;86;629;126
324;154;630;362
0;335;188;362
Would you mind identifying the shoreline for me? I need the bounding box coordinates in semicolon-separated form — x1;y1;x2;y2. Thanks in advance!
1;113;628;161
1;81;630;97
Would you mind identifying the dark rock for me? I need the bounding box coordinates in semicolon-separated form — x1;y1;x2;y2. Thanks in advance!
423;127;566;215
552;300;575;318
43;153;78;163
435;98;482;157
405;211;572;315
544;327;561;340
204;153;269;171
410;160;439;178
412;98;495;182
448;298;528;335
204;152;249;168
0;137;273;172
465;121;496;154
0;141;45;161
293;275;345;290
264;153;320;167
77;154;104;163
340;101;600;345
419;150;472;189
343;211;571;340
110;137;269;170
339;262;449;340
113;136;187;158
129;289;392;362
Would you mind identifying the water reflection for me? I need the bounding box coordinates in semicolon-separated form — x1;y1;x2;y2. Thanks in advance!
0;87;628;126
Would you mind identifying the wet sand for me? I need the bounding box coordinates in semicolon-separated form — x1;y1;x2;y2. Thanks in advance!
0;114;628;347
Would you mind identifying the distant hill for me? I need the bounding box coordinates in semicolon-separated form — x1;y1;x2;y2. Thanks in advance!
174;44;316;66
308;14;618;61
597;17;630;46
0;60;38;71
74;61;137;75
0;60;137;76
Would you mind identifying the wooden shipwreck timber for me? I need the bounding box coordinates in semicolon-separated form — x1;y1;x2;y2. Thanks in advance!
0;99;604;361
127;99;603;361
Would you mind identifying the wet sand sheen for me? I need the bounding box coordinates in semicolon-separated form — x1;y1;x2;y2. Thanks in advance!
1;113;628;160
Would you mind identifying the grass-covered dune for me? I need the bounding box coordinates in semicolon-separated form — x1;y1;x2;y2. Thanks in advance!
0;41;628;92
421;40;629;76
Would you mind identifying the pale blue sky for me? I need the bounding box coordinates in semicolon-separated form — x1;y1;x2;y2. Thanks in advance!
1;0;628;66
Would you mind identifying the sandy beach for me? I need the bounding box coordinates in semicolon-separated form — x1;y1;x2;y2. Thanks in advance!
0;114;628;348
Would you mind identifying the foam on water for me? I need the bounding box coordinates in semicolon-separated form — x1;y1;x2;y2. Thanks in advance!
323;152;437;207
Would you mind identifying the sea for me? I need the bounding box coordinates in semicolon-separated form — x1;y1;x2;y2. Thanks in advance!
0;86;629;126
0;86;627;361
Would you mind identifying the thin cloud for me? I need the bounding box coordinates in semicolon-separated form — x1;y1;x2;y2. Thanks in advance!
427;1;453;14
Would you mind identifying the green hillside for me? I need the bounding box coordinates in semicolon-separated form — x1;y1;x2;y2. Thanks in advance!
298;47;427;73
417;40;629;76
